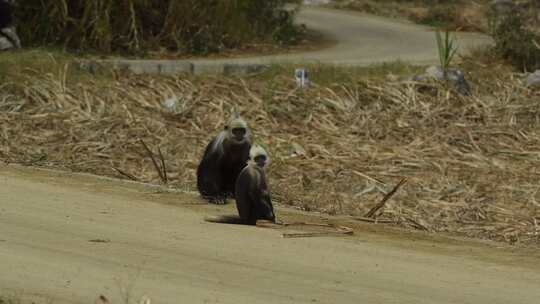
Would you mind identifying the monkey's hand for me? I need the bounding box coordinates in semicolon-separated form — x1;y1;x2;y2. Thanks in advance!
210;197;228;205
273;218;285;225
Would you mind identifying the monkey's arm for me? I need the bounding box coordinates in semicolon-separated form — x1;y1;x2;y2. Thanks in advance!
196;141;227;204
261;191;273;211
235;171;253;220
255;189;275;223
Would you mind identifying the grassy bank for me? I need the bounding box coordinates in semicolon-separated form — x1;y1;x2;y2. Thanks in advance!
1;50;539;246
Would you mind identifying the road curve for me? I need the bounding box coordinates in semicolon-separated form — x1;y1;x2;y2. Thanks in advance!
101;6;492;74
197;6;491;65
1;165;539;304
293;6;490;65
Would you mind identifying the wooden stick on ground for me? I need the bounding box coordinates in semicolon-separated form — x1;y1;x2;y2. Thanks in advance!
281;225;354;238
139;139;167;184
157;146;168;184
113;167;139;181
365;178;407;218
353;216;394;224
272;222;354;238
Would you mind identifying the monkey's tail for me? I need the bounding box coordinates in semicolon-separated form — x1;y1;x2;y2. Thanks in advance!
204;215;249;225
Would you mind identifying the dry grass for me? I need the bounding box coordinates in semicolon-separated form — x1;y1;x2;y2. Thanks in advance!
1;59;539;246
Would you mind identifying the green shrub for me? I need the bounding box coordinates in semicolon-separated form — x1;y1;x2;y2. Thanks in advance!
489;11;540;71
435;29;458;74
15;0;301;55
272;9;303;45
416;6;458;28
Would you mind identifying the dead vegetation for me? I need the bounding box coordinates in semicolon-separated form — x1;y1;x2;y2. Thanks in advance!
0;60;539;246
331;0;490;32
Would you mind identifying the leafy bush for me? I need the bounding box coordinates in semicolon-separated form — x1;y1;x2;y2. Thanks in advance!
489;10;540;71
15;0;301;55
271;9;304;45
415;6;458;28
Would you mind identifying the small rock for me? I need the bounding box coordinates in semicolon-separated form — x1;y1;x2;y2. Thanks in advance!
303;0;331;4
0;27;21;50
78;60;102;74
386;73;399;82
0;36;14;50
139;295;151;304
525;70;540;87
162;97;179;109
290;142;307;157
161;97;183;114
411;74;428;82
98;295;110;304
415;65;472;96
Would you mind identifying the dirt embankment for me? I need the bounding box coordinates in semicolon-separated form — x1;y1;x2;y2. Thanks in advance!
1;58;539;246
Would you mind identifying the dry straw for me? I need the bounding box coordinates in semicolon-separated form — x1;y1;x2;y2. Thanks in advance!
1;63;539;245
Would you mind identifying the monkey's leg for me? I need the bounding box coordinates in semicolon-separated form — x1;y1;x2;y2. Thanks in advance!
244;197;259;226
197;159;228;204
257;191;276;223
208;195;227;205
199;180;228;204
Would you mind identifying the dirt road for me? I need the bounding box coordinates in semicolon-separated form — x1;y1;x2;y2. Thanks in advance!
1;165;539;303
300;6;490;64
191;6;491;66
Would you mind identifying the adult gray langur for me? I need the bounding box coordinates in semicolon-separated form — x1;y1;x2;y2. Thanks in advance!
196;110;252;204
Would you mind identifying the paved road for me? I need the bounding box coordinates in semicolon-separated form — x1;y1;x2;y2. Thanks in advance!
103;6;492;74
199;6;490;65
1;165;539;304
300;7;490;65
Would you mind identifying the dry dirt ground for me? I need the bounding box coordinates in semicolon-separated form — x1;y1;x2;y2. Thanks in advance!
1;164;540;304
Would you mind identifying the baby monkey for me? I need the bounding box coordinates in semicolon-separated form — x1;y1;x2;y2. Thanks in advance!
205;145;275;225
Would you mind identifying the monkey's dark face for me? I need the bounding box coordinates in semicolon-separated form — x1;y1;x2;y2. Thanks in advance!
226;116;249;144
249;145;270;168
253;155;267;168
231;127;247;142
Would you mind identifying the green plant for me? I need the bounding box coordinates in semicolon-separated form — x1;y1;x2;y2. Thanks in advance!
417;6;458;28
490;12;540;71
435;29;458;74
272;9;303;45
